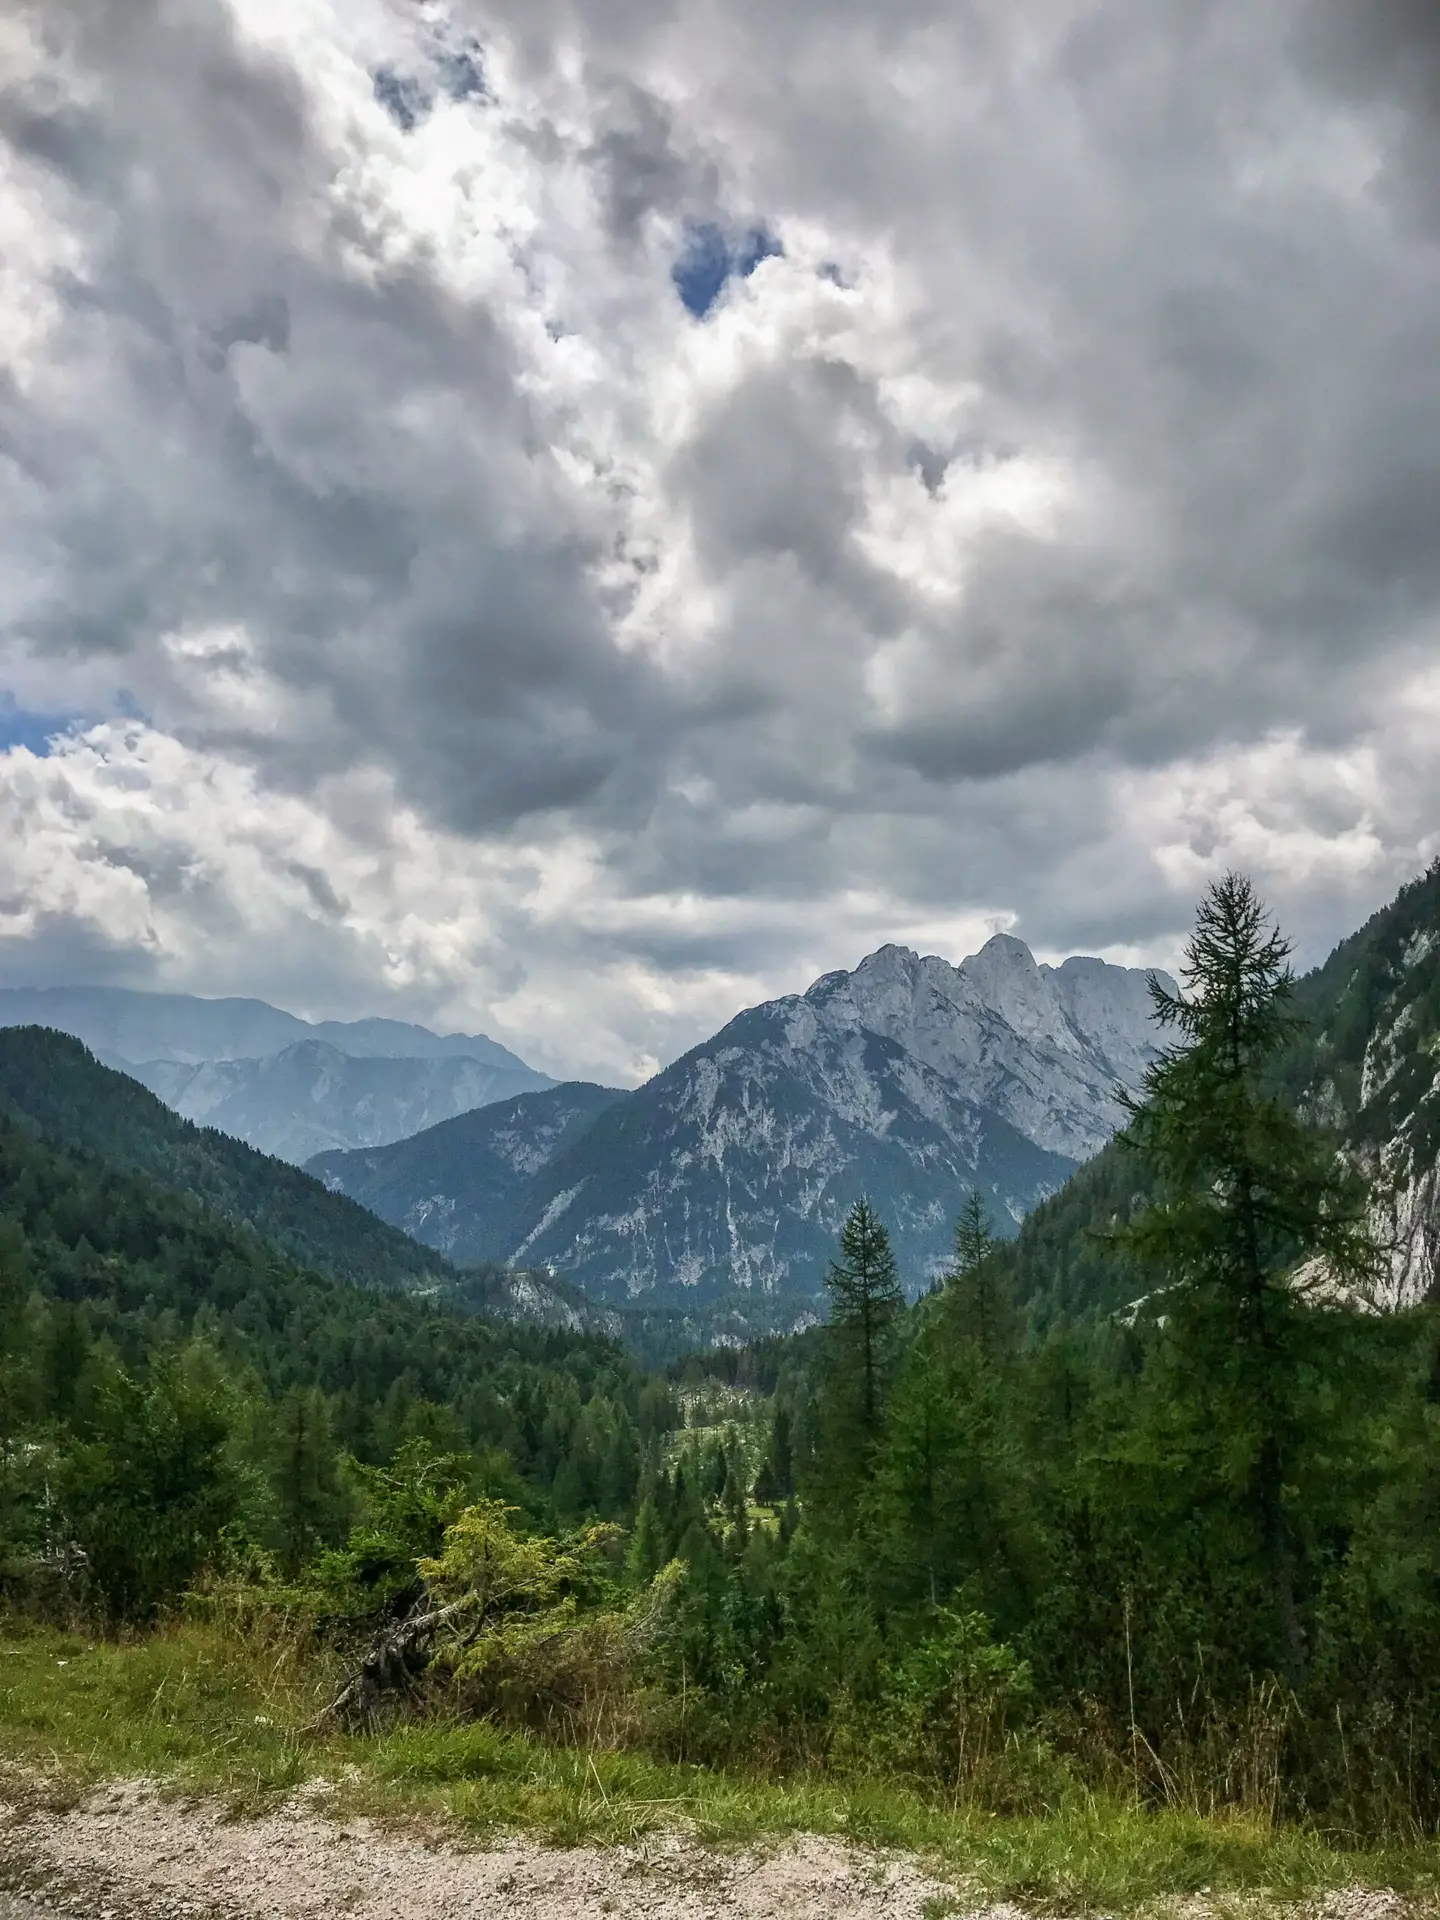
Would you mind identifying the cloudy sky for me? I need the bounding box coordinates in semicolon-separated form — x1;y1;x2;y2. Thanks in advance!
1;0;1438;1083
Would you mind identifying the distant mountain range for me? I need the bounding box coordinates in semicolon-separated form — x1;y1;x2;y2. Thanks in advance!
8;868;1439;1352
0;986;555;1160
311;935;1174;1330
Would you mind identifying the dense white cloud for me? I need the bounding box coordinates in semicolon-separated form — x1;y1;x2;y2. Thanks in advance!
0;0;1437;1079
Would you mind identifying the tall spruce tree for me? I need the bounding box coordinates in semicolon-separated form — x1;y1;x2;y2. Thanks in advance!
753;1402;794;1504
825;1198;904;1440
941;1190;1012;1362
271;1386;344;1578
0;1217;38;1565
808;1200;905;1526
1120;872;1376;1680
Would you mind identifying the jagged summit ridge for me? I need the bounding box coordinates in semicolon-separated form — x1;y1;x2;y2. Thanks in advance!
803;934;1171;1160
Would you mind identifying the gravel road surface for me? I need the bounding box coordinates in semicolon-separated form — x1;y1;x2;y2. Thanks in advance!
0;1779;960;1920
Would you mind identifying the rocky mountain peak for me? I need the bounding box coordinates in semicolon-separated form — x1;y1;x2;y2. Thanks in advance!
793;932;1169;1161
956;933;1075;1049
309;924;1178;1325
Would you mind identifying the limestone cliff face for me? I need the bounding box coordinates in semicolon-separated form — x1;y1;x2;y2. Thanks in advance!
1351;948;1440;1309
808;937;1172;1161
1365;1159;1440;1310
1291;868;1440;1311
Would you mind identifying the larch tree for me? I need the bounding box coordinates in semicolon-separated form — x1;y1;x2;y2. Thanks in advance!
1120;872;1377;1680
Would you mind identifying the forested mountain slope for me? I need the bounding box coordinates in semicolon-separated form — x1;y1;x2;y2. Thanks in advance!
0;1056;670;1611
309;1082;626;1261
1001;862;1440;1323
0;1027;454;1296
0;1028;705;1357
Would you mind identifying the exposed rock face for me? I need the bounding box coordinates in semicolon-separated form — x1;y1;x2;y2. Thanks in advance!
1286;866;1440;1312
1367;1160;1440;1311
808;937;1172;1160
1348;948;1440;1310
312;936;1170;1329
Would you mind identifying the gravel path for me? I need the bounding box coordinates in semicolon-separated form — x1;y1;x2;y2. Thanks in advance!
0;1779;963;1920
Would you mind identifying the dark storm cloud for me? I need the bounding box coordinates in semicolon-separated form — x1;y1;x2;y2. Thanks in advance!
1;0;668;833
588;0;1440;842
3;0;1440;1062
584;81;716;243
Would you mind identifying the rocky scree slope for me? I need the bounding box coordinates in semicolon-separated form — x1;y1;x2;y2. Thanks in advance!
0;986;554;1162
312;936;1168;1329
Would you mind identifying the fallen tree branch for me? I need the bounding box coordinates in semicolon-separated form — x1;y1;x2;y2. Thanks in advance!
310;1594;471;1731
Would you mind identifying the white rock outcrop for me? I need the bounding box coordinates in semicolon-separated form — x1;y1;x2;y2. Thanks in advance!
805;935;1173;1160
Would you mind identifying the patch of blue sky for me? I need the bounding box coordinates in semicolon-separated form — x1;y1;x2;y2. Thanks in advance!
734;227;783;277
0;696;87;757
374;37;485;133
671;221;784;319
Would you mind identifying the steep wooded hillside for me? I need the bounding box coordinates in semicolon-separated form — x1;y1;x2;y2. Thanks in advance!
1001;862;1440;1323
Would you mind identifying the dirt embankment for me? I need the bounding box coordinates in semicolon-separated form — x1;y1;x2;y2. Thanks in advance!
0;1779;961;1920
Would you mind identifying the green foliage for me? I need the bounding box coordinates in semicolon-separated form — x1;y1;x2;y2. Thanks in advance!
13;1621;1440;1906
57;1343;247;1620
808;1200;903;1524
870;1316;1033;1628
940;1191;1014;1362
0;1038;666;1624
414;1498;683;1743
268;1386;347;1578
864;1609;1051;1808
1117;874;1377;1681
0;1025;451;1295
1120;874;1376;1304
752;1401;794;1503
420;1499;620;1640
303;1440;474;1623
